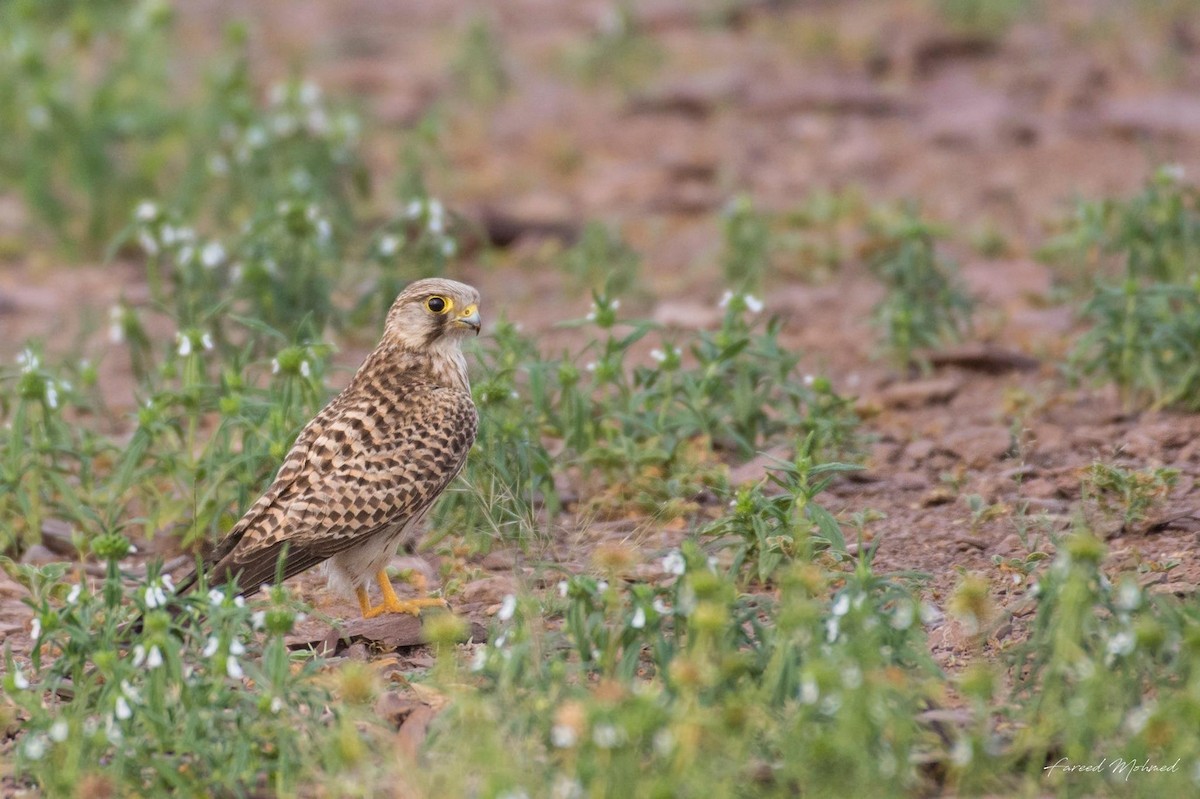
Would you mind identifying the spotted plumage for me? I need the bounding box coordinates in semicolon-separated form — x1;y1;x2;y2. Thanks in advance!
177;278;480;616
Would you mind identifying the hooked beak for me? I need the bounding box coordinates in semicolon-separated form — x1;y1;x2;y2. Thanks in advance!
454;304;481;335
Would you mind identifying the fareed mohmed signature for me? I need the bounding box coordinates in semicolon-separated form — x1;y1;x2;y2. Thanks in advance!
1044;757;1182;782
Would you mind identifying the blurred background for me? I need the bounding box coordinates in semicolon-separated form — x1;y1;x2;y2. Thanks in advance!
3;0;1199;352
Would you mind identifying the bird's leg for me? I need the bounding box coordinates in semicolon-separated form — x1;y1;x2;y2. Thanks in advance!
357;569;448;618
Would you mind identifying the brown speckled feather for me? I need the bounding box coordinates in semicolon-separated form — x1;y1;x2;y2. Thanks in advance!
176;278;480;598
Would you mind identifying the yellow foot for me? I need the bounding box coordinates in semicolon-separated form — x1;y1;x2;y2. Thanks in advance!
356;569;448;618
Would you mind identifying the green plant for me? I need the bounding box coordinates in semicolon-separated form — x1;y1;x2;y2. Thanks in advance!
0;0;179;252
452;16;509;104
935;0;1036;36
3;538;390;796
866;208;975;368
1042;166;1200;288
702;435;859;584
427;541;941;798
721;195;772;292
1073;276;1200;411
562;222;641;296
1082;462;1179;533
564;3;663;90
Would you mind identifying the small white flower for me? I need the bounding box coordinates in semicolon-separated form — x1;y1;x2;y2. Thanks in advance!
45;383;58;409
160;225;179;246
12;669;29;690
227;657;244;679
146;645;164;669
804;374;815;386
67;584;82;604
557;580;568;598
246;126;268;149
831;593;851;617
653;728;675;756
592;723;623;748
251;610;266;629
208;588;225;606
138;231;159;255
271;358;281;374
470;646;488;672
498;594;517;621
661;550;686;576
631;607;646;629
49;720;69;743
145;584;167;608
585;361;596;372
379;235;400;256
825;617;840;642
1107;630;1136;658
115;696;132;720
610;299;620;310
132;644;146;667
27;105;50;130
136;201;159;222
951;739;973;767
299;360;311;378
16;348;38;371
596;581;609;593
233;596;245;607
270;696;284;713
105;716;123;744
585;311;596;322
718;290;734;308
208;153;229;176
653;598;670;614
268;83;287;106
120;680;140;703
22;734;46;760
30;617;41;641
405;199;423;219
177;334;192;358
1161;163;1186;182
203;636;220;658
650;349;667;363
299;80;321;106
200;333;214;352
440;238;457;258
427;199;445;234
160;574;175;593
800;676;819;704
494;633;507;648
1116;581;1141;611
744;294;764;314
551;725;577;748
229;638;246;656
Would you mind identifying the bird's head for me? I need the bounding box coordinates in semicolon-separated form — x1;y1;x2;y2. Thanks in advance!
384;278;482;350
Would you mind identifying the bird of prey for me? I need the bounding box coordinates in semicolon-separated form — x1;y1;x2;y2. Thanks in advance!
176;278;480;617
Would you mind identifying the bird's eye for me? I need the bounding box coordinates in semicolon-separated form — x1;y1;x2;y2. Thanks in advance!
426;296;450;314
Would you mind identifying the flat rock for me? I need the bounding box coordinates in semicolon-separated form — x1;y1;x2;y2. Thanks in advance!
287;614;487;655
941;426;1013;468
459;575;519;605
878;377;962;410
1103;94;1200;140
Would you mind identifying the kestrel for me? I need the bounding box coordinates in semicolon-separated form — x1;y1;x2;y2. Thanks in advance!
176;278;480;617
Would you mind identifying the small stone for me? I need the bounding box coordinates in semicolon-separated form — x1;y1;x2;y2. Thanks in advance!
878;377;962;410
942;426;1013;468
460;575;519;605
